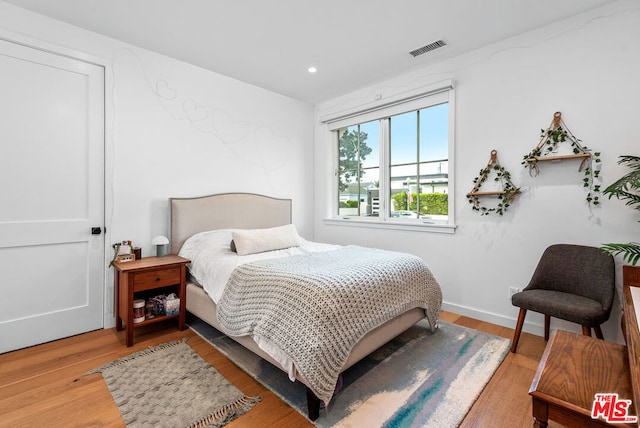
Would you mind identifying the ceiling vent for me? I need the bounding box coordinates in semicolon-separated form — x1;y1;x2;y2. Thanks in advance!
409;39;447;57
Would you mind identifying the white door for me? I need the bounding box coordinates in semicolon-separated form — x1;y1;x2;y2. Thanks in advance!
0;39;105;353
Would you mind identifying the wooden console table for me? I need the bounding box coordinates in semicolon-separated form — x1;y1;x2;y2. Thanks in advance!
529;329;636;427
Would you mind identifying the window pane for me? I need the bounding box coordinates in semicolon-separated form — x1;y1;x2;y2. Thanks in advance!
390;111;417;166
390;165;418;218
338;168;379;217
338;170;359;216
418;103;449;217
362;168;380;216
338;122;377;168
338;125;361;216
338;125;359;167
419;103;448;162
338;121;379;217
419;160;449;193
359;121;379;169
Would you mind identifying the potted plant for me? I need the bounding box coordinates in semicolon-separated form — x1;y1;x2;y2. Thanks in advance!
601;155;640;265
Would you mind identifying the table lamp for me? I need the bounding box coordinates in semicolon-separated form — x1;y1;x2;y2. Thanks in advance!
151;235;169;257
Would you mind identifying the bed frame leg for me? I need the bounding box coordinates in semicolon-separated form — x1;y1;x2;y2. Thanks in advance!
305;386;320;421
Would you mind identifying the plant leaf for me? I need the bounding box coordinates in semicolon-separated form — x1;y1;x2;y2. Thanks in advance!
601;243;640;265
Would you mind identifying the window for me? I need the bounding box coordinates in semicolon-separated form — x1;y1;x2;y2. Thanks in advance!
335;98;453;229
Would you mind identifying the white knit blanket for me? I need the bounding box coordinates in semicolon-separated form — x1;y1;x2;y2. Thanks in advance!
216;245;442;405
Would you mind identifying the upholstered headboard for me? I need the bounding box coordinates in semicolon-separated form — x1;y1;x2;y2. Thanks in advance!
170;192;292;253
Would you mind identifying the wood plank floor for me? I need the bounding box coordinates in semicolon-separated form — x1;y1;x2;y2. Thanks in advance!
0;311;559;427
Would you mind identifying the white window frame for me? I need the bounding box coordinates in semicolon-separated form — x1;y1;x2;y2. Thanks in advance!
322;80;456;234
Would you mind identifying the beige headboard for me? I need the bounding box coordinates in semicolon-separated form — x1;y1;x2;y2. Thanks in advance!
170;192;292;253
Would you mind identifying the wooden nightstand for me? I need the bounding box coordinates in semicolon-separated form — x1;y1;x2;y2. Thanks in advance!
112;255;190;347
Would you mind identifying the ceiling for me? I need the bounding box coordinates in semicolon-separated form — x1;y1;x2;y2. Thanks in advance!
2;0;614;104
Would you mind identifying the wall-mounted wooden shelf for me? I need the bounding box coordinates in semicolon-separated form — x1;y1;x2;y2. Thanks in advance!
467;150;520;215
524;153;592;163
467;190;510;196
522;111;601;206
523;112;596;173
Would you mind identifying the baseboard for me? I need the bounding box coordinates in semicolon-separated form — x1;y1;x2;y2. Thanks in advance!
441;301;544;337
441;301;625;344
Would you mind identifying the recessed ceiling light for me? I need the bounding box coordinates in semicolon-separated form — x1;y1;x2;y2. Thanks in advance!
308;66;317;74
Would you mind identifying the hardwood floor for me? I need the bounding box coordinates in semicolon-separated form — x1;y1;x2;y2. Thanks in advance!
0;312;556;427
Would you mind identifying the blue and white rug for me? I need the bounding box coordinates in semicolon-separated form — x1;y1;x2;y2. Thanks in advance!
189;317;510;427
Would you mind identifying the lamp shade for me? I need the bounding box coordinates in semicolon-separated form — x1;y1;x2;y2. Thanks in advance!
151;235;169;246
151;235;169;257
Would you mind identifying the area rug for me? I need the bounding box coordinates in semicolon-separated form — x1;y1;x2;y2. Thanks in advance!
189;318;510;427
86;339;260;427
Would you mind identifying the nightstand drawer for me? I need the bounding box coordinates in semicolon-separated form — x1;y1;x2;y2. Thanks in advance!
133;267;181;291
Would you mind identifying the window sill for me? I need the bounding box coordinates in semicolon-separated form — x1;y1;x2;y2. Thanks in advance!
323;217;457;234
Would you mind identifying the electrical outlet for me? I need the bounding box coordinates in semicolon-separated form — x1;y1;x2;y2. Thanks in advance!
508;287;520;300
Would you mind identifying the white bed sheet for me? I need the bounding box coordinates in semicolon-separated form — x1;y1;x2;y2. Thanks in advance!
178;229;341;304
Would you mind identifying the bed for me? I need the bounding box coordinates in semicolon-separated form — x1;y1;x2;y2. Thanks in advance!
170;192;442;420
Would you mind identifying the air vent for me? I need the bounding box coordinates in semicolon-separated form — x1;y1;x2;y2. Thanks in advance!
409;39;447;57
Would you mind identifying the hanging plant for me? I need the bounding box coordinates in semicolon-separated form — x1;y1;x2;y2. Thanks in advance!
522;112;602;206
468;150;521;216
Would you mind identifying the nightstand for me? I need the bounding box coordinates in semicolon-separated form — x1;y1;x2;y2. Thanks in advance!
112;255;190;346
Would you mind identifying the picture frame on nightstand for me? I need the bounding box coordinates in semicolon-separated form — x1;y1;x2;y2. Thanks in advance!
115;254;136;263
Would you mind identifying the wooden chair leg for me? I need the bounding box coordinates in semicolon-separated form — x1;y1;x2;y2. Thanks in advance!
582;325;592;336
511;308;527;353
544;315;551;341
594;325;604;340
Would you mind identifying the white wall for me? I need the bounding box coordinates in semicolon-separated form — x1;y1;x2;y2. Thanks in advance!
0;2;315;327
314;0;640;342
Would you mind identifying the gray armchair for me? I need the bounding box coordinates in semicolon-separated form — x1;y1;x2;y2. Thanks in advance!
510;244;615;353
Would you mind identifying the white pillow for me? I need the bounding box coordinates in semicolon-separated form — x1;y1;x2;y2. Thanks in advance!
231;224;300;256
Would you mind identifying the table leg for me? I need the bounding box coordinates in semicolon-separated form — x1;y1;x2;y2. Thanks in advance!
125;273;134;347
115;271;123;331
178;265;186;331
126;328;133;347
532;397;548;428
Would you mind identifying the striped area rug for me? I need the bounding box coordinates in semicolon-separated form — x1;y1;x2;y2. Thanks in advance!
190;318;510;427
